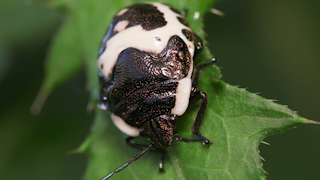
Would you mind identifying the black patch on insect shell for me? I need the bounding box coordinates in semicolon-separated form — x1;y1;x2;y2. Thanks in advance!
103;35;191;107
98;4;167;56
113;79;178;127
117;4;167;31
177;16;189;27
160;35;191;78
169;6;182;15
182;29;194;42
106;48;172;107
99;35;191;127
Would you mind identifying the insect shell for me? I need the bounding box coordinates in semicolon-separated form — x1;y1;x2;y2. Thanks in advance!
97;2;216;179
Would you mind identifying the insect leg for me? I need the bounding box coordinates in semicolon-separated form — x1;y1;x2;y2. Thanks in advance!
189;90;212;147
158;149;167;172
191;57;218;93
193;33;204;59
101;145;152;180
175;91;212;147
125;136;149;150
125;136;167;172
175;58;217;147
175;135;204;142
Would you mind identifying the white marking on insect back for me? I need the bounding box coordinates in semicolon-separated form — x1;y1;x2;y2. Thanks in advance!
171;58;193;115
171;77;192;116
111;113;140;137
114;20;129;32
98;2;195;79
116;8;129;16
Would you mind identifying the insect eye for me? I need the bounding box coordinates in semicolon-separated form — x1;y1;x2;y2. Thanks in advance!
169;116;178;124
97;96;108;110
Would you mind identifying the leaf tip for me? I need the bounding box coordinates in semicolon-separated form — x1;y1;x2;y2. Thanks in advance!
306;119;320;125
261;141;270;146
66;148;82;155
210;8;225;17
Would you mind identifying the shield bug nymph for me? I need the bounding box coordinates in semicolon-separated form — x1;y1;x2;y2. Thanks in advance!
97;2;217;179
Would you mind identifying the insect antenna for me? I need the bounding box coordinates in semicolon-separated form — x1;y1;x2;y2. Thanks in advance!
101;144;152;180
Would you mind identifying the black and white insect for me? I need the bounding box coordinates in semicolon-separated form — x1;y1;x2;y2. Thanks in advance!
97;2;217;179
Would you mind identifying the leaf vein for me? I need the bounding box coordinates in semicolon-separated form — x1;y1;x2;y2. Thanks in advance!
168;151;186;180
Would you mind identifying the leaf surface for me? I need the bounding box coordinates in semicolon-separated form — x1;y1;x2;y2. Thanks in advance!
36;0;313;180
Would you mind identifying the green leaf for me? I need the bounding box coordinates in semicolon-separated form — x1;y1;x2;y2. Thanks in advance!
80;77;311;180
30;5;83;114
35;0;317;180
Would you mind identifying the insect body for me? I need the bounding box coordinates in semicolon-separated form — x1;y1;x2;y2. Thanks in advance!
97;2;216;179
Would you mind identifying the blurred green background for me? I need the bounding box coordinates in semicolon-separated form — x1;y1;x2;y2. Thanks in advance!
0;0;319;180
